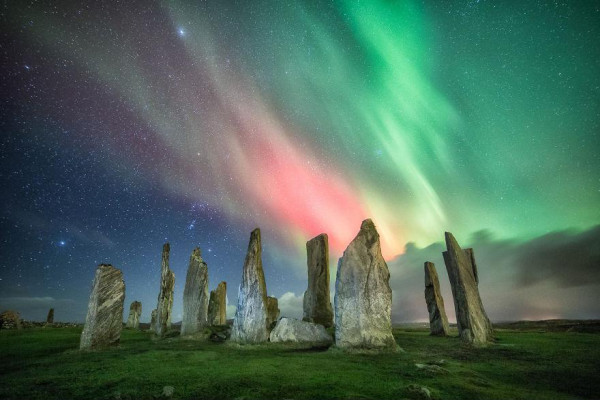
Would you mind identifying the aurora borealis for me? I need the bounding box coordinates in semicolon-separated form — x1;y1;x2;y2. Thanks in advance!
1;1;599;323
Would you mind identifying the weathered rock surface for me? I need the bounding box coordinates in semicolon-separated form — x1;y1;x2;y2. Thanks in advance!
46;308;54;325
334;219;395;350
207;324;231;342
443;232;494;345
181;248;209;335
303;233;333;328
149;309;157;332
0;310;21;330
208;281;227;325
126;301;142;329
266;296;280;331
407;384;432;400
154;243;175;337
231;228;269;343
80;264;125;350
424;262;450;336
269;317;333;345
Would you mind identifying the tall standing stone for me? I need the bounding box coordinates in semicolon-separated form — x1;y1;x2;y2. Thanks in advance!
154;243;175;337
46;308;54;325
181;247;209;335
334;219;395;350
303;233;333;328
149;309;157;332
424;262;449;336
126;301;142;329
266;296;280;330
443;232;493;345
208;281;227;325
231;228;269;343
80;264;125;350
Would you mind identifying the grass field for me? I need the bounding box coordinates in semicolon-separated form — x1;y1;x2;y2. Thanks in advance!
0;325;598;399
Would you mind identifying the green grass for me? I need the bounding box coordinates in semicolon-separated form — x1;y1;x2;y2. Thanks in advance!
0;326;598;399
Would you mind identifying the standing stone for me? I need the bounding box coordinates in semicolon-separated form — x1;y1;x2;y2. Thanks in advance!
208;281;227;325
231;228;269;343
303;234;334;328
181;247;209;335
149;309;157;332
154;243;175;337
0;310;21;330
424;262;449;336
80;264;125;350
46;308;55;325
266;296;280;331
334;219;395;350
443;232;494;345
126;301;142;329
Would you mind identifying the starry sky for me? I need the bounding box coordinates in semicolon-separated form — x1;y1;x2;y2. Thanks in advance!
1;1;599;323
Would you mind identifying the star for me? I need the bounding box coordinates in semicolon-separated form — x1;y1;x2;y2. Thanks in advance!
177;28;185;37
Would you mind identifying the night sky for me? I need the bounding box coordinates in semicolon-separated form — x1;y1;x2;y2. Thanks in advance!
1;1;599;324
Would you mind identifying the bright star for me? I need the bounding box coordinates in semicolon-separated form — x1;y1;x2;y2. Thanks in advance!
58;240;66;246
178;28;185;37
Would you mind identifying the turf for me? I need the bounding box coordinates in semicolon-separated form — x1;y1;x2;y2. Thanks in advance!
0;326;598;399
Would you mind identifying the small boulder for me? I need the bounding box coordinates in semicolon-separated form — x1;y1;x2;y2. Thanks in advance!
269;317;333;345
162;386;174;398
406;384;431;399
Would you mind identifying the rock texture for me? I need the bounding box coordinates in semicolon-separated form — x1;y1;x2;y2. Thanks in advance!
303;234;333;328
154;243;175;337
443;232;494;345
266;296;280;331
46;308;54;325
126;301;142;329
231;228;269;343
208;281;227;325
0;310;21;330
269;317;333;345
334;219;395;350
80;264;125;350
149;309;157;332
424;262;450;336
181;247;210;335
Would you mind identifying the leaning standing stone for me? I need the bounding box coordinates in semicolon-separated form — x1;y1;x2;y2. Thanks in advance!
231;228;269;343
266;296;280;331
424;262;449;336
443;232;494;345
208;281;227;325
303;233;333;328
46;308;55;325
181;247;210;335
334;219;395;350
154;243;175;337
126;301;142;329
80;264;125;350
